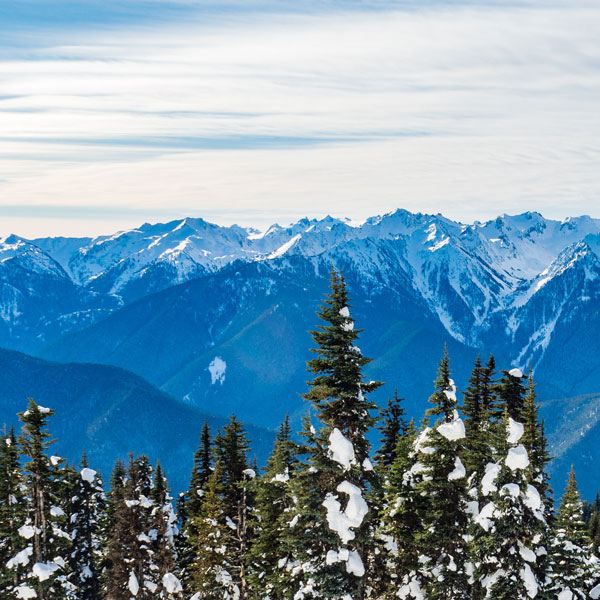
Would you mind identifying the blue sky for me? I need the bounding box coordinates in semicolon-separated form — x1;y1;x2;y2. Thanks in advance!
1;0;599;237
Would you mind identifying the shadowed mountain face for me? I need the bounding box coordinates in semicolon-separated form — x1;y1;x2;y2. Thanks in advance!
1;210;600;494
0;347;274;492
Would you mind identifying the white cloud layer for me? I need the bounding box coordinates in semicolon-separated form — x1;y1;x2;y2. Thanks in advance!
1;1;600;236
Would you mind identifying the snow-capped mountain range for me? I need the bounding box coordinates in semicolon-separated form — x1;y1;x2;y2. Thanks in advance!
3;209;600;495
4;209;600;361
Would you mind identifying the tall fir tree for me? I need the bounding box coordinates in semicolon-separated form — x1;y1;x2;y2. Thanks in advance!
411;348;471;600
548;468;596;598
66;452;104;600
187;421;212;520
375;390;407;469
495;367;527;420
0;425;28;598
188;463;239;600
150;461;183;599
284;268;382;600
17;399;71;599
379;418;426;598
472;409;548;599
247;415;299;599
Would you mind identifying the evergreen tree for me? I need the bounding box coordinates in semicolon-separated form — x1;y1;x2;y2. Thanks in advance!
0;425;28;598
462;355;494;479
411;348;471;599
285;268;382;600
188;464;238;600
187;421;212;519
495;367;527;420
548;468;596;598
17;399;71;599
150;462;183;599
473;410;548;599
104;459;130;600
179;422;213;593
375;390;407;469
379;418;427;598
66;452;104;600
247;415;299;599
368;391;408;598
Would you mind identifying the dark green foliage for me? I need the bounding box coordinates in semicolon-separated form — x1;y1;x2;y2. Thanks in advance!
375;390;407;469
495;368;527;420
186;421;212;519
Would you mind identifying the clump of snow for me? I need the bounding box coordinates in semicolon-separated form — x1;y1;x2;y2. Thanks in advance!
475;502;496;532
242;468;256;479
505;445;530;471
328;428;356;471
341;321;354;332
590;583;600;599
162;573;183;593
437;411;466;441
80;467;97;483
509;368;523;378
322;480;368;544
325;548;365;577
15;586;37;600
448;456;466;481
413;427;435;455
50;506;65;517
362;458;374;472
129;571;139;596
18;525;37;539
32;561;60;581
507;418;524;444
339;306;350;318
208;357;227;385
7;546;33;569
500;483;520;498
524;485;542;512
346;549;365;577
520;563;538;598
50;456;63;466
481;462;501;496
272;469;290;483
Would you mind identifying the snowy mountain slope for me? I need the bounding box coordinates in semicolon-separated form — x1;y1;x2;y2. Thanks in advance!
0;347;274;492
39;256;479;428
5;208;600;409
0;235;118;353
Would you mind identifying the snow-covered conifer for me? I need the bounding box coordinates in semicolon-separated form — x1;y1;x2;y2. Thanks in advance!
0;425;28;595
284;268;382;600
66;452;104;599
548;467;596;599
472;410;548;599
411;348;471;600
17;399;72;599
247;415;299;599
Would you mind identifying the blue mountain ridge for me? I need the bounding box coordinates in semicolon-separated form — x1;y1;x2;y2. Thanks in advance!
1;209;599;496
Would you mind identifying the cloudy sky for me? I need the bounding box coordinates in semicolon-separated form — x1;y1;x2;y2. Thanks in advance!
2;0;600;237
